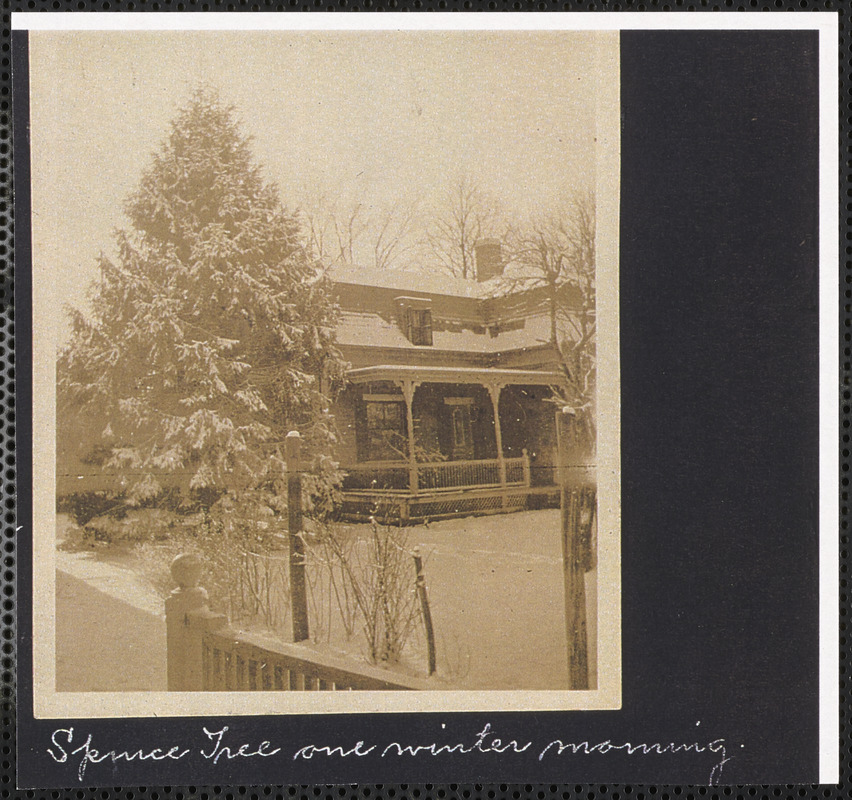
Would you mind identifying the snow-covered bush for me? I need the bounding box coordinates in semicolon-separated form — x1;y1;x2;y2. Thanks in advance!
57;491;124;527
310;517;421;665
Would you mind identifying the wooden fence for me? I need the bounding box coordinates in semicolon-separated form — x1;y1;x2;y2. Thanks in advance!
200;629;428;691
165;553;429;692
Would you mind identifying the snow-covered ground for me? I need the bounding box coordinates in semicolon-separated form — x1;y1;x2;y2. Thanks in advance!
410;509;597;690
55;570;167;692
56;537;164;621
55;509;597;691
55;516;167;691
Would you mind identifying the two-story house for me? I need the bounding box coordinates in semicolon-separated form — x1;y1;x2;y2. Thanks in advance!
330;241;577;521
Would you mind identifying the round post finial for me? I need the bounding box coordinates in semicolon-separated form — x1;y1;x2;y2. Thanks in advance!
170;553;203;591
286;430;302;466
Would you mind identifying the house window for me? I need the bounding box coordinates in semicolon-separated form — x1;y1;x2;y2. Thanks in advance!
365;400;406;461
407;308;433;346
395;296;434;346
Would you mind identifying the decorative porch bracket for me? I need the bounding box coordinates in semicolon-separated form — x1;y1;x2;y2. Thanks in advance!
394;378;421;494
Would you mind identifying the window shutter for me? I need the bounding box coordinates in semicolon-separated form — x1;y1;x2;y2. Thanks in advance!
422;309;433;346
406;307;415;344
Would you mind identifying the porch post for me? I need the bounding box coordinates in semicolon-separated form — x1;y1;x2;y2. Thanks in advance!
486;382;507;492
397;379;420;494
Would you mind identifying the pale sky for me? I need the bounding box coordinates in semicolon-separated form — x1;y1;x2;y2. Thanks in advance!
28;30;612;340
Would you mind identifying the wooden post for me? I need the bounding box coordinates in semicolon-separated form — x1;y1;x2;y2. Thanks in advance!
486;383;507;505
412;546;437;676
398;379;419;494
486;383;507;484
521;448;531;487
286;431;310;643
561;487;589;690
165;553;226;691
555;406;569;486
557;406;596;689
557;406;589;688
556;404;595;489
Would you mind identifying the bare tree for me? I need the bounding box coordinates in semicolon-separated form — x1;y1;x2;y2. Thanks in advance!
372;198;420;271
332;201;370;266
503;192;596;444
298;188;338;265
425;174;504;280
299;190;419;271
297;190;369;267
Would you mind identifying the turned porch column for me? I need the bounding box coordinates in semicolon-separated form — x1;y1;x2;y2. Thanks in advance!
396;379;420;494
485;382;507;490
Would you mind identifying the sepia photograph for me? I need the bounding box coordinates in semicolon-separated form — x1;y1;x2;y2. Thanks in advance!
28;25;620;716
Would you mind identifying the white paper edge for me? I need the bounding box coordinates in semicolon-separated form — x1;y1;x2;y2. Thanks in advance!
818;14;840;787
9;10;841;33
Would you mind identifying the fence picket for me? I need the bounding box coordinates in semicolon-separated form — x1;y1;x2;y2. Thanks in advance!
168;553;432;693
226;650;237;691
199;628;430;691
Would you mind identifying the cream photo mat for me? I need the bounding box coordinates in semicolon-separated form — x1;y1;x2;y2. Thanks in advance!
26;21;621;719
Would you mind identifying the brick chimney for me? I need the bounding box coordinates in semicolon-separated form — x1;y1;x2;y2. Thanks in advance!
474;239;504;282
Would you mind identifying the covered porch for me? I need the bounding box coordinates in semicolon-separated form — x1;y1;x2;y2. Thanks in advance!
337;365;563;521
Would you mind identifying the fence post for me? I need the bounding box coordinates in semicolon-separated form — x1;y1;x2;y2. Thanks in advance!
286;430;310;643
412;546;437;676
165;553;226;691
557;406;591;690
560;487;589;690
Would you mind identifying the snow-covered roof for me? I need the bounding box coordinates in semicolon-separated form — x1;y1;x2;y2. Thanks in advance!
335;311;412;350
347;364;563;386
326;264;505;299
336;310;553;354
328;261;567;356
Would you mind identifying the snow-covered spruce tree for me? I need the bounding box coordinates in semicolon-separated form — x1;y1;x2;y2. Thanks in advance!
58;89;346;520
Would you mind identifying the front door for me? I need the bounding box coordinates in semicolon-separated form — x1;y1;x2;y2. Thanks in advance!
448;402;474;460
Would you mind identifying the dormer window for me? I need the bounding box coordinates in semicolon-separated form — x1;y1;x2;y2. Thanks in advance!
407;308;433;346
395;296;433;346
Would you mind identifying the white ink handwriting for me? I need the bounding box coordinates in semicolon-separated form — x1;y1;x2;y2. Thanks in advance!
200;726;281;765
382;723;531;758
47;727;189;782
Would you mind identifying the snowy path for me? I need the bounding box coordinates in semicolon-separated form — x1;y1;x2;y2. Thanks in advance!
54;520;168;692
56;570;167;692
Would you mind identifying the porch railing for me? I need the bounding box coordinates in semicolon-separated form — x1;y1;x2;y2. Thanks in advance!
341;461;411;492
342;451;530;495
